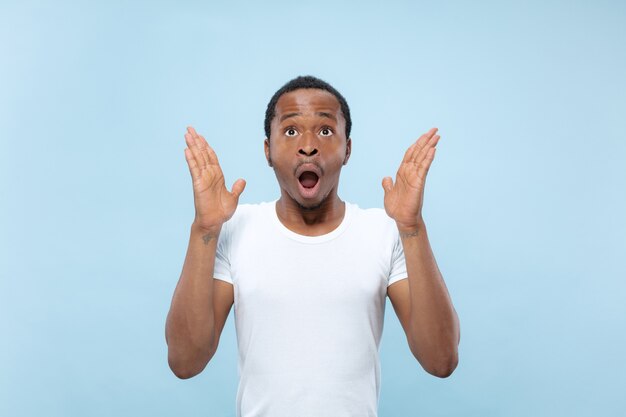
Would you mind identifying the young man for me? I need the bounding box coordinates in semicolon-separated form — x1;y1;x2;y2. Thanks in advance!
165;76;460;416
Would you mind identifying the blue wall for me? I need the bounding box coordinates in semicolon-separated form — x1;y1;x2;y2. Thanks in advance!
1;1;625;416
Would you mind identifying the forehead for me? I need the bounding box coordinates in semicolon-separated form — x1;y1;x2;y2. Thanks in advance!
274;88;342;119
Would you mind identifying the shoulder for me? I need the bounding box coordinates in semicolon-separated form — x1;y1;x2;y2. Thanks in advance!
347;202;398;237
222;201;274;232
349;203;394;225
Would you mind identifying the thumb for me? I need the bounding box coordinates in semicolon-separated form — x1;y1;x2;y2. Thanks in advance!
381;176;393;194
231;178;246;199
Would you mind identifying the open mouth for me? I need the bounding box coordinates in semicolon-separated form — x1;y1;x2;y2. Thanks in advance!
295;163;323;199
298;171;319;189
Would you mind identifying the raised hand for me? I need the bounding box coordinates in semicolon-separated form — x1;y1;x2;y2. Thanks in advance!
184;126;246;232
382;127;440;233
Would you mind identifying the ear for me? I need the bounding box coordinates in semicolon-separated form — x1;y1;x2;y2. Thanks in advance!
264;138;272;167
343;138;352;165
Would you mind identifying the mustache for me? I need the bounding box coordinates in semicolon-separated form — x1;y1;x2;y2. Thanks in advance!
294;159;324;176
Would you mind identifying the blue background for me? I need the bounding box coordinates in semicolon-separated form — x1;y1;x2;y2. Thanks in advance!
1;1;625;416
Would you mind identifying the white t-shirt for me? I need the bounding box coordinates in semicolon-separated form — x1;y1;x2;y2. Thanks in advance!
213;200;407;417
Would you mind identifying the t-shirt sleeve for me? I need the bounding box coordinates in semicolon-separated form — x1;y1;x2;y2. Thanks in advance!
213;220;233;284
388;232;407;286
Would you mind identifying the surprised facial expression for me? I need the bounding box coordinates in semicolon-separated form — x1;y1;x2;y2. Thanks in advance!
265;88;352;210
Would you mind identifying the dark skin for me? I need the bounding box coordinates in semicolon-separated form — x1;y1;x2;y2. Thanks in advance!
264;89;351;236
166;87;459;379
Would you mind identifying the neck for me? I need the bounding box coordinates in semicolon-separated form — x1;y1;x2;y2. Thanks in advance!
275;191;346;236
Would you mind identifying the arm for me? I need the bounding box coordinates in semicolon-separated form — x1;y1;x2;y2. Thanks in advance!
165;126;245;379
396;220;459;377
383;128;460;377
165;223;221;379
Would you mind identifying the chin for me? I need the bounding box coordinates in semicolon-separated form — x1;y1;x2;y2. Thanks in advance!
296;200;324;211
292;189;330;211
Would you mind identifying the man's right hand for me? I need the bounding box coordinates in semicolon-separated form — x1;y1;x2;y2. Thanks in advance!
184;126;246;232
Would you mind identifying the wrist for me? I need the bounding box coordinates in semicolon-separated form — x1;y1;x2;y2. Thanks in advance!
396;217;425;237
191;221;222;237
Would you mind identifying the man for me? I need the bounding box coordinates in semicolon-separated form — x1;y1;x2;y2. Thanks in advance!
165;75;460;416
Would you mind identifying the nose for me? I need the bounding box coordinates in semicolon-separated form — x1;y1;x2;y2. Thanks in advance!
298;147;318;156
298;132;318;157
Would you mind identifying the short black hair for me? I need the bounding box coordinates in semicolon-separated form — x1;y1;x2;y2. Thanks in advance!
264;75;351;140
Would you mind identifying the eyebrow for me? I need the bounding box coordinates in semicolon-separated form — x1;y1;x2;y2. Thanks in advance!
279;111;337;122
316;111;337;121
279;112;301;122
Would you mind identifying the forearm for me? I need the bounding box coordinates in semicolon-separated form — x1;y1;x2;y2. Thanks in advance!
165;223;221;377
400;219;459;377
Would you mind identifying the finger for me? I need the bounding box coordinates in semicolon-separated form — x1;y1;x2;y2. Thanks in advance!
185;132;209;169
413;134;440;165
409;127;438;161
196;133;220;165
187;126;200;138
410;133;439;166
186;128;211;167
417;147;436;179
409;128;438;161
402;142;418;163
184;148;201;180
190;130;218;166
231;178;246;198
184;129;196;146
381;176;393;193
187;126;204;157
188;126;221;166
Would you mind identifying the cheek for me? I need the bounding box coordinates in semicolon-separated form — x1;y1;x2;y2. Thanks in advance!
270;142;294;160
271;157;293;179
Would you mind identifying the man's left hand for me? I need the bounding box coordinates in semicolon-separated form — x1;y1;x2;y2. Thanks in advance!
382;127;440;233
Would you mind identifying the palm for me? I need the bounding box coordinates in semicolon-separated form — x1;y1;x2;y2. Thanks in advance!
383;128;440;230
184;126;246;230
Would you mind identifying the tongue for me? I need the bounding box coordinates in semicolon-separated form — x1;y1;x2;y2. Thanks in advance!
299;172;318;188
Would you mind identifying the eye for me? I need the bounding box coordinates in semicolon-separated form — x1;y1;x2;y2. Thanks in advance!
319;127;333;137
285;127;298;137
